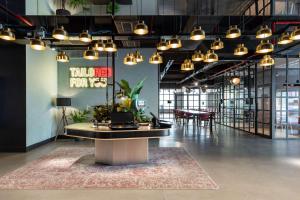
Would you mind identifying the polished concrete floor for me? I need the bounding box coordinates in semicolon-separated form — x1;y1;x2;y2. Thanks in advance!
0;125;300;200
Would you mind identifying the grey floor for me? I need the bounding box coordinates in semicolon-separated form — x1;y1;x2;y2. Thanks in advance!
0;125;300;200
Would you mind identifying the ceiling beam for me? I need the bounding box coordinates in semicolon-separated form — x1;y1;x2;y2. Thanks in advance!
160;60;174;80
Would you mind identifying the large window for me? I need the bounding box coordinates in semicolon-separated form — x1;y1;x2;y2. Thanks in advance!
159;89;175;121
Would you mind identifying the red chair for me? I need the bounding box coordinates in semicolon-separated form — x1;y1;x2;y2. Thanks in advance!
197;113;210;127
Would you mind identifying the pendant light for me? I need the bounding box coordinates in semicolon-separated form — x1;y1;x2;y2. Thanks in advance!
290;26;300;40
259;55;274;68
256;25;272;39
104;39;117;52
0;27;15;41
277;32;293;45
256;40;274;54
168;35;182;49
204;50;218;63
30;36;46;51
230;76;241;85
134;50;143;63
149;52;163;64
192;50;204;62
190;26;205;40
93;40;105;51
181;59;194;71
79;30;92;43
234;43;248;56
133;20;148;35
211;38;224;50
83;47;99;60
157;39;169;51
56;51;69;62
226;25;241;39
52;26;68;40
124;53;137;65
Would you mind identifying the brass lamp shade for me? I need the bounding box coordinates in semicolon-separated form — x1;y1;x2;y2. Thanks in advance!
230;76;241;85
124;53;137;65
181;59;194;71
168;36;182;49
52;26;68;40
190;26;205;40
234;43;248;56
192;50;204;62
290;26;300;40
0;27;15;41
30;36;46;51
278;32;293;45
259;55;275;67
93;40;105;51
134;50;144;63
104;39;117;52
204;50;218;63
256;25;272;39
256;40;274;54
211;38;224;50
83;47;99;60
79;30;92;43
157;39;169;51
226;25;241;39
133;20;148;35
56;51;69;62
149;52;163;64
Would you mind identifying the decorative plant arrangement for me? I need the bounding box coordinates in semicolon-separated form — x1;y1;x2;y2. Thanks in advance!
68;0;88;8
93;104;113;123
69;109;90;123
106;1;120;14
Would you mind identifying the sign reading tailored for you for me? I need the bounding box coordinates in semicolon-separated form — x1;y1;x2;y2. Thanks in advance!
69;67;112;88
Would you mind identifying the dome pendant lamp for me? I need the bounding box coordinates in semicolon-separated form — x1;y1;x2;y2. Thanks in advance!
256;40;274;54
134;50;144;63
79;30;92;43
226;25;241;39
83;47;99;60
134;20;148;35
277;32;293;45
157;39;169;51
104;39;117;52
192;50;204;62
52;26;68;40
93;40;105;51
190;26;205;40
256;25;272;39
56;51;69;62
234;44;248;56
168;35;182;49
211;38;224;50
124;53;137;65
290;26;300;40
30;36;46;51
149;52;163;64
0;27;15;41
204;50;218;63
259;55;275;68
181;59;194;71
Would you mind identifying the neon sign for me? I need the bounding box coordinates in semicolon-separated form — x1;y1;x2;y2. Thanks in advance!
69;67;112;88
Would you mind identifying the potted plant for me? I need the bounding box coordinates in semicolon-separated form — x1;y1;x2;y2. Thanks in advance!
68;0;89;8
69;109;90;123
93;104;113;123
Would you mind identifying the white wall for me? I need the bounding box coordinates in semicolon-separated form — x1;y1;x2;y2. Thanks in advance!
26;46;58;147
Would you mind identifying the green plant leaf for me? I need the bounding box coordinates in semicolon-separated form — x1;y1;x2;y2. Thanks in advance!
68;0;88;8
117;79;131;97
130;78;146;100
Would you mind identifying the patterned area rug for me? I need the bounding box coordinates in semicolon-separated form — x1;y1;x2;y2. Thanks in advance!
0;147;218;190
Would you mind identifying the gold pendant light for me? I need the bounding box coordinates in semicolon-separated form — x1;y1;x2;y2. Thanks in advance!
256;40;274;54
52;26;68;40
290;26;300;40
190;26;205;40
157;39;169;51
204;50;218;63
256;25;272;39
259;55;275;68
234;43;248;56
181;59;194;71
56;51;69;62
124;53;137;65
93;40;105;51
104;39;117;52
79;30;92;43
134;20;148;35
30;36;46;51
230;76;241;85
168;35;182;49
83;47;99;60
149;52;163;64
134;50;144;63
192;50;204;62
0;27;15;41
278;32;293;45
211;38;224;50
226;25;241;39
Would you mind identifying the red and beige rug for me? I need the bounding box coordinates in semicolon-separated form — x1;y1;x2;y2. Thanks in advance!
0;147;218;190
